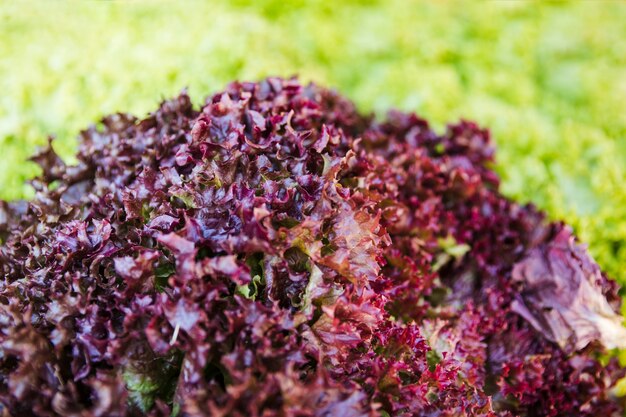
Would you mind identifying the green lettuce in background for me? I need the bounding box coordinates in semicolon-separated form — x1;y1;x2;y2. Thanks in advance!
1;0;625;337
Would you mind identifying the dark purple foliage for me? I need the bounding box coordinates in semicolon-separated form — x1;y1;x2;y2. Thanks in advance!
1;78;625;416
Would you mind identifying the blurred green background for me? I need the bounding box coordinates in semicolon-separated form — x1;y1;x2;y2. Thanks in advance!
1;1;625;291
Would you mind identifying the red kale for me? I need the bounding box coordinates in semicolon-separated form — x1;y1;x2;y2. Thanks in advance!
0;78;624;416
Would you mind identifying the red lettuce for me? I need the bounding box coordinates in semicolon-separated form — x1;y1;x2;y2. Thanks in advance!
0;78;624;416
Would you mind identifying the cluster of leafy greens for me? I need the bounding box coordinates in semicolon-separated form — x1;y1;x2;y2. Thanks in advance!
1;78;625;416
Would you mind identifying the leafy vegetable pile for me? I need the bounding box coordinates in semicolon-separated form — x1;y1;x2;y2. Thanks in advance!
1;78;625;416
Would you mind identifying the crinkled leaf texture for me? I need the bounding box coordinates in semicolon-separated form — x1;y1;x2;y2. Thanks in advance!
512;228;626;353
0;78;625;417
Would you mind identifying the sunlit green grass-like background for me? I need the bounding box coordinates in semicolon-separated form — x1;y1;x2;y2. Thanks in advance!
1;1;625;298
